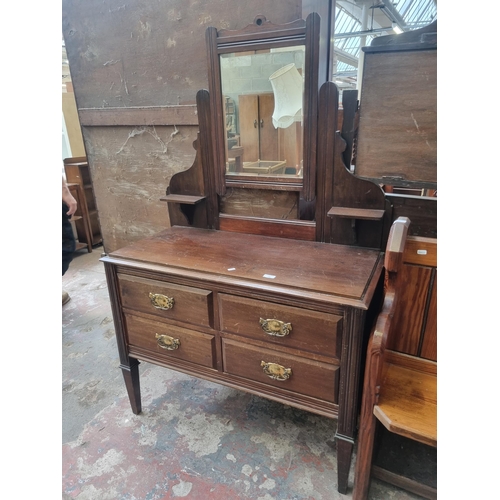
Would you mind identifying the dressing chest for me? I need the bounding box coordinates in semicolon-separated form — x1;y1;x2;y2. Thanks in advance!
102;13;394;494
102;226;383;492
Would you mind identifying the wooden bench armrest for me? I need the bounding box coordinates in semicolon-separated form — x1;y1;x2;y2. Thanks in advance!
371;217;410;358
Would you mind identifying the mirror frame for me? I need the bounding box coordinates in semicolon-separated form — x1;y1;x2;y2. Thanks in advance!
206;13;320;204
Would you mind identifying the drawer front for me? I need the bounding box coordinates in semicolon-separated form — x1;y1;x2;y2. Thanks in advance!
222;339;338;403
118;274;213;328
125;314;216;369
219;294;342;358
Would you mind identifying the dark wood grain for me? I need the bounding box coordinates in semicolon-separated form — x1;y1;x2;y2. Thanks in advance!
108;226;382;302
419;274;437;361
316;82;387;248
219;214;316;241
220;188;299;220
117;274;213;328
301;12;321;203
222;338;339;403
125;314;216;368
219;293;342;358
356;45;436;187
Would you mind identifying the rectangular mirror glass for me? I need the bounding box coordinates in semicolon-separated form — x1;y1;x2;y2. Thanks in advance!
220;46;305;178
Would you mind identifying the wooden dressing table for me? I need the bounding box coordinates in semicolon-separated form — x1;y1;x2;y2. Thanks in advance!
102;13;394;493
102;226;384;493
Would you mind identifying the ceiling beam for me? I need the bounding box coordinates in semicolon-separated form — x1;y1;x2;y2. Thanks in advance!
333;47;359;68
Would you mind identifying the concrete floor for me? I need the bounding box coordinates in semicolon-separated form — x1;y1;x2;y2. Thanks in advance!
62;246;429;500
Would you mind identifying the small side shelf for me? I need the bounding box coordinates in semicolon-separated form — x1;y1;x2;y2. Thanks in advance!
327;207;385;220
160;195;206;205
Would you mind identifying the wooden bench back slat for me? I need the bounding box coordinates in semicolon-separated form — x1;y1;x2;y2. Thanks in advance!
387;235;437;361
385;350;437;376
420;275;437;360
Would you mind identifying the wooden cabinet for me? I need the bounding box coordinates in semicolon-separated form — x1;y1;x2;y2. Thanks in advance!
102;226;384;492
67;182;93;252
64;156;102;250
239;93;277;163
238;93;302;172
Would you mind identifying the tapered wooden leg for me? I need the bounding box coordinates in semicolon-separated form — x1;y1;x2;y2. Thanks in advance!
352;412;377;500
120;358;141;415
336;433;354;494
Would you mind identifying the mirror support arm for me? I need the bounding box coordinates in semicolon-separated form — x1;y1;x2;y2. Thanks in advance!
302;12;321;202
206;26;227;197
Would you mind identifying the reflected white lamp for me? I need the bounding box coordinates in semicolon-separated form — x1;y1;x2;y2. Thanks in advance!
269;63;303;129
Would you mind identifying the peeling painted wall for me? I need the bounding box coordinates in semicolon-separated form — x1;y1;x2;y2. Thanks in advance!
82;125;197;251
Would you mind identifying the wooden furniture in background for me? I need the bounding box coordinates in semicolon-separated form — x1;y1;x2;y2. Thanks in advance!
353;217;437;500
239;93;277;162
64;156;103;250
355;23;437;190
340;22;437;240
67;182;93;252
236;94;303;177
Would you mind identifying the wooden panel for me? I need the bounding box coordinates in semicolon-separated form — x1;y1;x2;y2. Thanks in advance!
387;265;432;355
62;0;304;109
219;294;343;358
81;125;197;252
238;94;259;162
219;214;315;241
222;338;339;403
118;274;213;328
420;274;437;361
78;106;198;126
220;187;300;219
387;194;437;239
356;50;436;187
403;236;437;267
108;226;383;303
125;314;216;368
258;93;278;160
278;121;302;171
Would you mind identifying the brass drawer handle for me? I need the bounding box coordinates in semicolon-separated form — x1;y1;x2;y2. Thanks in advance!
149;292;175;310
155;333;180;350
259;318;292;337
260;361;292;381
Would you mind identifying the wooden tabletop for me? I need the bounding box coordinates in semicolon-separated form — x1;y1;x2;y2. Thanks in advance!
105;226;383;306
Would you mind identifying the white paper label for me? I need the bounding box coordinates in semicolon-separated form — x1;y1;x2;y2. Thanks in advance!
417;249;427;255
227;268;236;271
263;274;276;279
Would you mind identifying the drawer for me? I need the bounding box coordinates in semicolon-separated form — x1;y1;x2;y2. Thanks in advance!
118;274;213;328
124;314;216;369
219;294;342;358
222;338;338;403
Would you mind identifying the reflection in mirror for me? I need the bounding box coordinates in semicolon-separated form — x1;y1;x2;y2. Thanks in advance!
220;46;305;178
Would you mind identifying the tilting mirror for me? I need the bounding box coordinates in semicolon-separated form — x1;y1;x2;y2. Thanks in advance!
206;14;320;202
220;46;305;179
